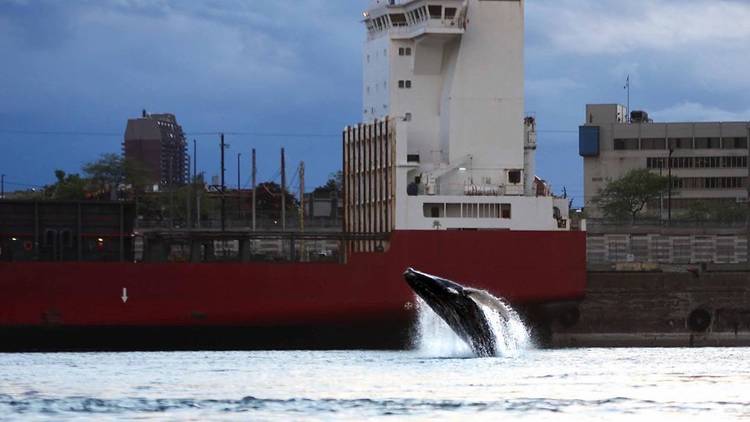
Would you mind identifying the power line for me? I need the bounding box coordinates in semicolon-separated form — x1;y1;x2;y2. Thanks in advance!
0;129;580;137
4;180;46;188
0;129;340;138
0;130;121;137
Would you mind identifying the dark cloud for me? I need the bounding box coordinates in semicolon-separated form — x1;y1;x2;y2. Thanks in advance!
0;0;748;204
0;0;79;50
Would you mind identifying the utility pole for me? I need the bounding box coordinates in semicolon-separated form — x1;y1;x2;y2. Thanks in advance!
668;146;674;225
281;148;286;231
299;162;305;233
252;148;257;232
746;125;750;264
186;155;191;229
220;133;227;232
237;152;242;221
193;139;197;182
299;161;305;261
169;159;174;229
196;174;202;230
192;139;197;229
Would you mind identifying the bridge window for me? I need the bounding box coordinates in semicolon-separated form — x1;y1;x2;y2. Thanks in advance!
390;13;407;26
423;203;513;219
501;204;512;219
398;47;412;56
398;80;412;89
508;170;521;184
428;5;442;19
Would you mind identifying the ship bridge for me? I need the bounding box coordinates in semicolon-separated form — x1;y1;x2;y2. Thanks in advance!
364;0;467;40
354;0;571;235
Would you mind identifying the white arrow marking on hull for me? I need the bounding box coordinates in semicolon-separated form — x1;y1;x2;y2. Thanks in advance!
121;287;128;303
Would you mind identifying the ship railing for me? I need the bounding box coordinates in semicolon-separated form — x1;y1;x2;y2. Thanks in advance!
138;230;389;264
371;18;464;40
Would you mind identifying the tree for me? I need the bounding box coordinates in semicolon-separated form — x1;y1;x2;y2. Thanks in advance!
48;170;87;200
82;153;152;200
313;171;343;197
83;153;125;199
594;169;669;222
254;181;299;219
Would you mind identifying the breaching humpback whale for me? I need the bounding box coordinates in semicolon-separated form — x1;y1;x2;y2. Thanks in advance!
404;268;510;357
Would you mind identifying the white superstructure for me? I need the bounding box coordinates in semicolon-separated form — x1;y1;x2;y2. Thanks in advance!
353;0;569;232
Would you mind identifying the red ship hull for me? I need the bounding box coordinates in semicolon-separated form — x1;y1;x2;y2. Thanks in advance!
0;230;585;351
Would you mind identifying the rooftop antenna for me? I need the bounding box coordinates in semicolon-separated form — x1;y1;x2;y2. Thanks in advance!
624;75;631;123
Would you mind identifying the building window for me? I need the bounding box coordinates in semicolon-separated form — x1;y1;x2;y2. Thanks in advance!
444;7;457;19
646;157;666;169
672;177;747;190
641;138;666;150
669;138;693;149
614;138;639;150
405;47;412;56
694;137;721;149
405;80;412;88
398;80;412;89
723;137;749;149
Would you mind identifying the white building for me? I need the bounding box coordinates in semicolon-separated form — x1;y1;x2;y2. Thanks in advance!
580;104;750;218
347;0;569;233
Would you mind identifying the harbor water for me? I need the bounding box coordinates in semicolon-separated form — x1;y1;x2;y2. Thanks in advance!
1;348;749;421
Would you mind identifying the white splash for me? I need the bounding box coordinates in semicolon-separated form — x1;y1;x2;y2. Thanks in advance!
414;291;531;358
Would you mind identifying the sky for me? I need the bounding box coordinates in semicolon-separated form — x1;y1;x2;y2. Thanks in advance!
1;0;749;206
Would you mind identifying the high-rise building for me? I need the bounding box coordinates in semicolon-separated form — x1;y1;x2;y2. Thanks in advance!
123;110;188;188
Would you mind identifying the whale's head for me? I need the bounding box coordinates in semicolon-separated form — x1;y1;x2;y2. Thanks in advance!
404;268;465;305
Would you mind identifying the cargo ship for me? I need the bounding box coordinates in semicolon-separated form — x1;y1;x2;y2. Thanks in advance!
0;0;585;351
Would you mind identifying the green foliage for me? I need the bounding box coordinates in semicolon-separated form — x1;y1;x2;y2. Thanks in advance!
711;202;748;223
683;200;748;223
82;153;152;199
82;153;125;196
256;182;299;216
685;201;712;221
47;170;87;200
313;171;343;197
594;169;669;221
